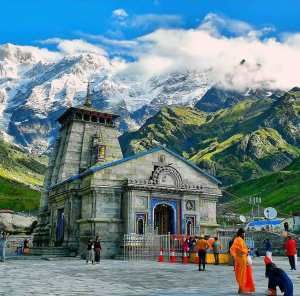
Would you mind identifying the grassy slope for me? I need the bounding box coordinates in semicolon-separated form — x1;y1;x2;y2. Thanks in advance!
121;95;300;185
0;139;46;212
224;157;300;214
0;176;40;212
121;99;269;156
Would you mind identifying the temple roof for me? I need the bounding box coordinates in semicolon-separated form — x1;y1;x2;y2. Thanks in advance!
50;145;222;189
57;105;119;124
58;82;119;124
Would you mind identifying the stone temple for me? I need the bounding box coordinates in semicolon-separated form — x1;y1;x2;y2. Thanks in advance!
33;93;222;258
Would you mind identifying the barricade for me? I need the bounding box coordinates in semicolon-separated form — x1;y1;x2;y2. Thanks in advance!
170;249;176;263
192;251;199;264
206;253;230;264
158;248;164;262
182;251;189;264
123;232;250;264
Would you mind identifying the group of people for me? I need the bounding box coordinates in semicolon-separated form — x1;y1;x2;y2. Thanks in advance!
0;232;31;261
86;236;102;264
182;235;222;271
230;228;295;295
16;239;30;256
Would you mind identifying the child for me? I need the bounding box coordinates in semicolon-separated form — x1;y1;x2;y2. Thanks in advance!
264;256;293;296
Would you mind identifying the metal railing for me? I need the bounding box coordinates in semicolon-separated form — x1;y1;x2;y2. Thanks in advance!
123;232;254;262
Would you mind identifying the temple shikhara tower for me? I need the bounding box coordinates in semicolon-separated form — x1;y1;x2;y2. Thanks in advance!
33;89;222;258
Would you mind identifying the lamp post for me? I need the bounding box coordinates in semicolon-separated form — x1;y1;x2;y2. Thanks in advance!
249;195;261;219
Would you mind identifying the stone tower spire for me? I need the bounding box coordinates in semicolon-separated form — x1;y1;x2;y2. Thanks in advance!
84;81;92;107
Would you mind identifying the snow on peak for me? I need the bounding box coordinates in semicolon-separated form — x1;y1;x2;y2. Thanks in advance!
0;43;60;64
0;43;214;153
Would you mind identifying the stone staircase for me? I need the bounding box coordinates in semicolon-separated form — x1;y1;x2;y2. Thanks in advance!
114;254;124;260
28;247;77;258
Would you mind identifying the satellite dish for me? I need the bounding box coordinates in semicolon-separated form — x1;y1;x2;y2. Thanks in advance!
239;215;246;223
264;207;277;220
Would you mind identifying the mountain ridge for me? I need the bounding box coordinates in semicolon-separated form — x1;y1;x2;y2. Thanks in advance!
0;43;284;154
120;88;300;185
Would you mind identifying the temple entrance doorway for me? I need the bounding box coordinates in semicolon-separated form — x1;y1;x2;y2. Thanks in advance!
154;204;175;234
55;208;65;246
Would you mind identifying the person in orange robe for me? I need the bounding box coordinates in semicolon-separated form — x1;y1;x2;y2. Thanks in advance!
230;228;256;294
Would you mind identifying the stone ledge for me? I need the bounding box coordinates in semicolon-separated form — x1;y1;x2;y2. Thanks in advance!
200;222;219;227
76;218;123;224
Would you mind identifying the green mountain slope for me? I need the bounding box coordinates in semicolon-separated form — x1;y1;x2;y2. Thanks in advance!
195;86;284;112
120;89;300;185
0;138;46;212
223;157;300;215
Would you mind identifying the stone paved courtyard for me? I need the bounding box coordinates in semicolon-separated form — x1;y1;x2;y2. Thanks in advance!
0;257;299;295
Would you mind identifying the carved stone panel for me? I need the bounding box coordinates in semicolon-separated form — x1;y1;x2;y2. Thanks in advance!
199;199;216;223
185;200;195;211
135;196;148;209
152;166;183;187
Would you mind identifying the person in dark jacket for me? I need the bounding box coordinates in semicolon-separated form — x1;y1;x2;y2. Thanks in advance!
86;239;95;264
188;237;195;257
228;235;236;267
264;256;293;296
264;238;272;258
284;222;289;232
94;236;102;263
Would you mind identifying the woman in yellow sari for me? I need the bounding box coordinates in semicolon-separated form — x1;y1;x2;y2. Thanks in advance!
230;228;255;294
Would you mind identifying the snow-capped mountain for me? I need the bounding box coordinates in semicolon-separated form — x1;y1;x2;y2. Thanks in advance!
0;43;281;154
0;43;213;153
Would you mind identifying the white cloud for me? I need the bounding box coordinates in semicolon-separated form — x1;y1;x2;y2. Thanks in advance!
199;13;274;39
199;13;254;36
112;12;182;31
120;14;300;90
282;33;300;47
77;33;138;49
130;14;183;29
31;13;300;91
40;38;107;56
112;8;128;20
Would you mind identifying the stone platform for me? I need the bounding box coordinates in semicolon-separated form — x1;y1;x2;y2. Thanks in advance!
0;257;299;295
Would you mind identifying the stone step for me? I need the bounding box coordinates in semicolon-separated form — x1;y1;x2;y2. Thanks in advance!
114;255;124;260
29;247;76;257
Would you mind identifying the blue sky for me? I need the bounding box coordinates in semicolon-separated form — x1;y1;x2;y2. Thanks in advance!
2;0;300;90
2;0;300;45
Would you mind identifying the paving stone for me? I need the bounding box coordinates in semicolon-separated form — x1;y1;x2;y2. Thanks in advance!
0;257;299;295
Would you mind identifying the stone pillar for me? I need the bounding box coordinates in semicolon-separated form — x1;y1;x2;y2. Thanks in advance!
127;190;134;234
63;194;81;250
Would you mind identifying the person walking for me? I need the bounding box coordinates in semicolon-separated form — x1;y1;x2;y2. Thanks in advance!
213;237;221;265
228;235;236;267
183;238;189;253
188;236;195;257
264;256;293;296
23;238;30;255
0;232;9;262
94;236;102;263
264;238;272;258
230;228;255;294
284;236;297;270
284;222;289;233
196;236;209;271
86;239;95;264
